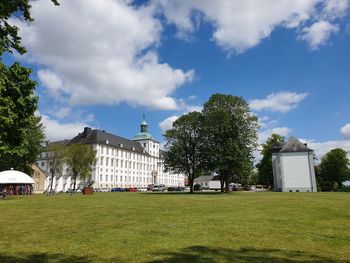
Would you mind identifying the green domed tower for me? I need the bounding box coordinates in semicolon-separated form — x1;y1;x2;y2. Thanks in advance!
133;114;153;141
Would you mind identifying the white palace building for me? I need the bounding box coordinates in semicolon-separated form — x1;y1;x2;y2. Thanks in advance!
37;117;185;192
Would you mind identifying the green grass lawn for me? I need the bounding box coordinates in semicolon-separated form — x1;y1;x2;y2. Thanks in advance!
0;192;349;263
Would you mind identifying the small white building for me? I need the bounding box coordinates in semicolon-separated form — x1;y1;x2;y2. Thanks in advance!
272;137;317;192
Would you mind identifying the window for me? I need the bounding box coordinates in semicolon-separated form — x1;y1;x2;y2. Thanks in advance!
100;158;103;165
105;175;108;182
111;159;114;166
110;175;113;182
144;143;146;148
106;158;109;166
41;162;45;167
100;175;102;182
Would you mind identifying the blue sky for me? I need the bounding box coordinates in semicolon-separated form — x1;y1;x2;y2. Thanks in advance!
6;0;350;159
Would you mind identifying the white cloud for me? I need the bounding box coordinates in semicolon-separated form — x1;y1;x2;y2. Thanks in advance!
259;127;292;143
322;0;350;19
159;115;179;134
54;107;71;119
340;123;350;139
37;69;65;97
299;20;339;50
155;0;348;53
40;113;90;142
15;0;193;110
300;138;350;159
250;91;308;113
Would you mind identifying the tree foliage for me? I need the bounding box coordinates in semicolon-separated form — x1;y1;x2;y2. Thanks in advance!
164;112;204;193
317;148;350;191
0;0;59;55
64;143;96;191
46;142;66;191
201;94;259;192
256;134;285;188
0;0;58;174
0;62;44;174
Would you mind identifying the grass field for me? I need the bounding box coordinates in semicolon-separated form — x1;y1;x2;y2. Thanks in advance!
0;192;349;263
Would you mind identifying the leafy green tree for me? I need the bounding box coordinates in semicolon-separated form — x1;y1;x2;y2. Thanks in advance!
164;112;205;193
202;94;259;192
65;143;96;191
256;134;285;188
0;62;45;174
46;142;66;191
318;148;350;191
0;0;58;174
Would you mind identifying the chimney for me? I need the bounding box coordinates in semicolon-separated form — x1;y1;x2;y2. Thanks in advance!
83;127;91;137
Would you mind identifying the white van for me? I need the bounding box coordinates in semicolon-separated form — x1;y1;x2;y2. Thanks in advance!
152;184;166;192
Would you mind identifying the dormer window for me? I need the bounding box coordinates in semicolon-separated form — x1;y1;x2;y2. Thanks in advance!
105;139;109;144
120;143;123;148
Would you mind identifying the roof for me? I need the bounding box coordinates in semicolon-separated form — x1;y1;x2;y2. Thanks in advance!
133;132;153;141
0;169;35;184
278;137;313;153
69;128;147;155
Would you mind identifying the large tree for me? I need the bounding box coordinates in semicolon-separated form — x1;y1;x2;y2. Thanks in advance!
65;143;96;191
318;148;350;191
0;62;45;174
164;111;205;193
256;134;285;188
0;0;58;174
202;94;259;192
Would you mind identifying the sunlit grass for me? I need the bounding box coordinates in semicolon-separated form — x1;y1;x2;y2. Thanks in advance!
0;192;349;262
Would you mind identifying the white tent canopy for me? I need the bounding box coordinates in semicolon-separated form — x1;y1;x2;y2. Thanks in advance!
0;169;35;184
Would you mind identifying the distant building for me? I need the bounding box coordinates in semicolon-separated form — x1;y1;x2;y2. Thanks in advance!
31;164;46;193
272;137;317;192
37;116;185;192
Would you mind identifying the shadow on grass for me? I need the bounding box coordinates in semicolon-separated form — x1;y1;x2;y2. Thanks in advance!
144;192;226;195
148;246;341;263
0;253;127;263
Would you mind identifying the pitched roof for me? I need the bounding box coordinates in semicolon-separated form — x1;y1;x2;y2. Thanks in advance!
279;137;312;153
69;128;147;155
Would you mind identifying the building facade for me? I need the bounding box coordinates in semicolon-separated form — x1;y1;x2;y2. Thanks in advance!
272;137;317;192
37;118;185;192
31;164;46;193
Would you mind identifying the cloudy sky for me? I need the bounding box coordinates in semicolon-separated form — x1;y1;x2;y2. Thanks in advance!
4;0;350;160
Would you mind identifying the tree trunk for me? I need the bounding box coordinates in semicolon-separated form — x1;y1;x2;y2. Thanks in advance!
73;178;77;191
50;173;54;191
225;177;230;192
189;178;194;193
220;178;224;192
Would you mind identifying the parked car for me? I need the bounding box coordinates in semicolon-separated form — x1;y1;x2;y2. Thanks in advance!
175;186;185;192
147;184;154;191
230;183;242;191
111;187;125;192
129;187;138;192
138;187;148;192
194;184;203;192
152;184;166;192
100;188;109;192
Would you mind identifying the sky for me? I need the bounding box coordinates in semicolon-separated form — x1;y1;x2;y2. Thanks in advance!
5;0;350;160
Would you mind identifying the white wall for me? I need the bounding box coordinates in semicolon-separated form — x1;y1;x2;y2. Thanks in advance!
281;152;311;189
